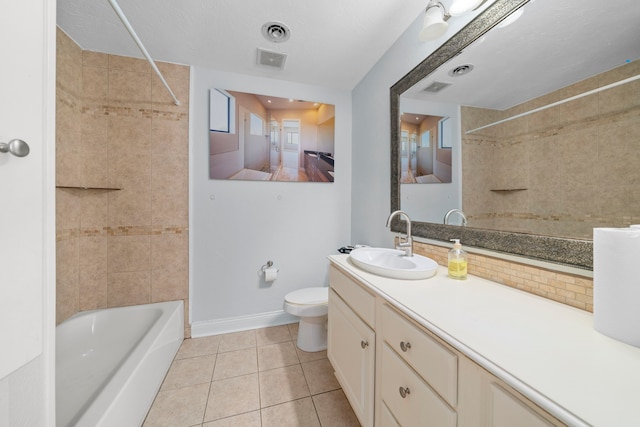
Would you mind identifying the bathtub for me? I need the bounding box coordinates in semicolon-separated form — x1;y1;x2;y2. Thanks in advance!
56;300;184;427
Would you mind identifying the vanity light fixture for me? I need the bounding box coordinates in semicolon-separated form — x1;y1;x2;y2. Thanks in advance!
419;0;486;42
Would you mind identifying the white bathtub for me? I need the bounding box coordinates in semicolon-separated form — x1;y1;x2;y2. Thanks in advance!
56;301;184;427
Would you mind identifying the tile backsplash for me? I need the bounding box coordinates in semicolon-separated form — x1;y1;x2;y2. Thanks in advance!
413;241;593;312
56;28;190;336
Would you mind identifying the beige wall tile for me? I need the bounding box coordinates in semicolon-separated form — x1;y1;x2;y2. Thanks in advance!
57;38;189;322
109;54;150;74
108;68;152;106
107;270;151;307
56;237;79;324
82;66;108;103
78;236;108;311
108;235;151;272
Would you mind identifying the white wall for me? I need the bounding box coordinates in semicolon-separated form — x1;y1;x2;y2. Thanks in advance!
190;67;352;335
351;2;496;247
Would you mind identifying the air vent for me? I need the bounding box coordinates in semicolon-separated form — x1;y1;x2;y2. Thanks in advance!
257;48;287;69
449;64;474;77
262;21;291;43
423;81;451;93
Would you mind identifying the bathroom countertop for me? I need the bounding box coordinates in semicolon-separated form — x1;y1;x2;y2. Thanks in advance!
328;254;640;427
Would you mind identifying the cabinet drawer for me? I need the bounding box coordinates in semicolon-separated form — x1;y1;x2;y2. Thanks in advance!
382;303;458;407
380;402;400;427
329;266;375;327
381;344;456;427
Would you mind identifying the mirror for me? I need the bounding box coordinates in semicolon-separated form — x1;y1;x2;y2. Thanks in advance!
391;0;640;269
209;89;335;182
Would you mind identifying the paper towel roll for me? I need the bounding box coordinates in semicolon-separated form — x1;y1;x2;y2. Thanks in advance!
593;227;640;347
264;266;278;282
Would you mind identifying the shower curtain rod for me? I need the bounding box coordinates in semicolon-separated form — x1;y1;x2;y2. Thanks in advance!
107;0;181;106
466;73;640;134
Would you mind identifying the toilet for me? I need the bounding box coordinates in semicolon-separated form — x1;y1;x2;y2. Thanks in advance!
283;287;329;352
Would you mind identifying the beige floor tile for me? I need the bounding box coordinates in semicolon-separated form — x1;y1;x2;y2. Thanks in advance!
176;336;221;359
256;325;292;346
261;397;320;427
312;389;360;427
143;382;209;427
202;410;261;427
161;354;216;391
301;359;341;395
218;330;257;353
204;373;260;422
259;364;310;408
288;323;299;341
295;347;328;364
258;341;300;371
213;348;258;380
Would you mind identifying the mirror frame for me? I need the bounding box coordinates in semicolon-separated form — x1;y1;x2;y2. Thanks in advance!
390;0;593;270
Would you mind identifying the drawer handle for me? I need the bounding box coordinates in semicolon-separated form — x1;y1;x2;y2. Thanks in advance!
361;340;369;349
399;386;411;398
400;341;412;352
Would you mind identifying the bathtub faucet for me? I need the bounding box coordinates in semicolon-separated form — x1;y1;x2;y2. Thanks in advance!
444;208;468;226
386;210;413;257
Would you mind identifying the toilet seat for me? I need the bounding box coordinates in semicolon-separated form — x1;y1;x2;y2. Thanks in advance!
284;287;328;305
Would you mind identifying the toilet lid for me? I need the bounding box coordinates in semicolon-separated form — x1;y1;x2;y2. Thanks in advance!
285;287;328;305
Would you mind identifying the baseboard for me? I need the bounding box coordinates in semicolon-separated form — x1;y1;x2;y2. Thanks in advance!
190;309;298;338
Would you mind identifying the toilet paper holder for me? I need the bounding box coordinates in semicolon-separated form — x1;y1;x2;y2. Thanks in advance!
260;260;279;273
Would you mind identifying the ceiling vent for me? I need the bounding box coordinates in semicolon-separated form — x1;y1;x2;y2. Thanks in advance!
449;64;474;77
423;81;451;93
257;48;287;69
262;21;291;43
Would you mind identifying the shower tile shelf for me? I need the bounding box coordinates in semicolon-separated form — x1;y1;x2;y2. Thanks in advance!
56;185;121;191
490;188;527;192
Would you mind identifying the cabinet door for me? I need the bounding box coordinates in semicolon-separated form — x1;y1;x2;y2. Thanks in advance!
490;383;554;427
328;289;375;426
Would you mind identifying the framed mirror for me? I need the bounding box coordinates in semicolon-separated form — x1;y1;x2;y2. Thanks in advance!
390;0;640;269
209;89;335;182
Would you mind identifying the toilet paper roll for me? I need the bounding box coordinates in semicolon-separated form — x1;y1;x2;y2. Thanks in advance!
593;227;640;347
264;266;278;282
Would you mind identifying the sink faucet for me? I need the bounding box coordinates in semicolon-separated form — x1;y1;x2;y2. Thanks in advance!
444;209;468;226
386;210;413;257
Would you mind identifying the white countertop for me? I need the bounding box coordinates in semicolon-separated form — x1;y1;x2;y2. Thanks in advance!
328;254;640;427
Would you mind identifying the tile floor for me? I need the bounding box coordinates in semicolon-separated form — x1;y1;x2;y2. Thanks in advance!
143;323;360;427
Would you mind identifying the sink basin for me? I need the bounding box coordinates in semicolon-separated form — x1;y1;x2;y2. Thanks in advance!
349;247;438;280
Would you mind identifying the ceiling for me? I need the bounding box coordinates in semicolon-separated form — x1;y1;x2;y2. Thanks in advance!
56;0;429;91
403;0;640;110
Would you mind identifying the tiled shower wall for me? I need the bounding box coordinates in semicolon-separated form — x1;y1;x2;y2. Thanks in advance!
461;60;640;239
56;29;191;336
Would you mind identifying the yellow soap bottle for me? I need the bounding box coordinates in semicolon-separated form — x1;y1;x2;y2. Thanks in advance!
448;239;467;280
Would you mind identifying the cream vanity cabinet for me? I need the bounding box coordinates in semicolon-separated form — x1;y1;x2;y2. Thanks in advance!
328;263;565;427
328;266;376;426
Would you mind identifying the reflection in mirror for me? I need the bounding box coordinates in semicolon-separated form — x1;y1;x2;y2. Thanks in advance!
391;0;640;268
209;90;335;182
399;112;453;184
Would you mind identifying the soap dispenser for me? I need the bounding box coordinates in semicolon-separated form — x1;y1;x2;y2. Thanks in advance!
448;239;468;280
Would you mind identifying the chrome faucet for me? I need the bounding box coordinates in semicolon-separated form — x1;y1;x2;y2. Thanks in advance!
386;210;413;257
444;209;468;226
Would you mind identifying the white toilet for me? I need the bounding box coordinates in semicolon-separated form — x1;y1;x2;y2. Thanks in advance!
283;287;329;352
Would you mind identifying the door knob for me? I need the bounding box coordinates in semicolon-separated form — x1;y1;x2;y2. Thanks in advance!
0;139;30;157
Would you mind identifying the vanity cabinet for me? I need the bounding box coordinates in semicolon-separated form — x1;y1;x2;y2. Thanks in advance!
328;262;565;427
379;303;457;427
458;357;563;427
328;266;376;426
